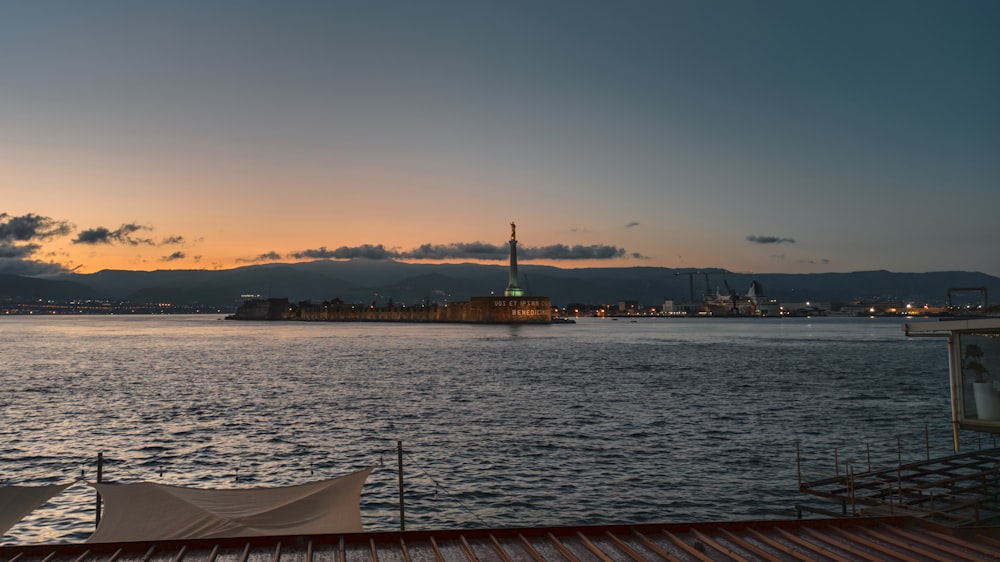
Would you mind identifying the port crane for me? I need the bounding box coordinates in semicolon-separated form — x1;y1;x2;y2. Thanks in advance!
674;271;697;303
947;287;988;312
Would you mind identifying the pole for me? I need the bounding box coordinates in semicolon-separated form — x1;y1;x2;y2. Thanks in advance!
849;464;856;516
397;440;405;532
947;334;961;452
925;424;930;460
95;452;104;526
897;436;903;505
795;442;801;486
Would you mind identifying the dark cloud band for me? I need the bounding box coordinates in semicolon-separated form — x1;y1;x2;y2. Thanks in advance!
1;213;75;274
278;242;634;263
0;213;72;243
746;234;796;244
74;224;155;246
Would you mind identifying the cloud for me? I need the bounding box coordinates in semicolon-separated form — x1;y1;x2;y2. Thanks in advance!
238;251;285;263
290;244;396;260
0;213;75;275
401;242;506;260
276;242;635;262
2;212;195;273
0;213;73;243
521;244;628;260
0;243;40;259
0;257;70;276
74;227;114;244
74;223;155;246
1;211;200;275
625;221;640;228
402;242;632;261
746;234;796;244
161;251;186;261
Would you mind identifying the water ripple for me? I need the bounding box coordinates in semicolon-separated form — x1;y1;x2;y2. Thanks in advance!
1;315;955;544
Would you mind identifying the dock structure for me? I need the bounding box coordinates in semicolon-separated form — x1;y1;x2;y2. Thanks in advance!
4;517;1000;562
798;446;1000;527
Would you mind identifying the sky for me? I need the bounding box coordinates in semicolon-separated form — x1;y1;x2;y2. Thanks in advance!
2;0;998;277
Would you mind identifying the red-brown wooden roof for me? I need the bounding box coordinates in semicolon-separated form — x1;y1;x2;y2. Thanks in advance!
4;516;1000;562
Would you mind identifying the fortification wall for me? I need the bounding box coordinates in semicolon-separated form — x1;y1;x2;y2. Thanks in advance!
232;296;553;323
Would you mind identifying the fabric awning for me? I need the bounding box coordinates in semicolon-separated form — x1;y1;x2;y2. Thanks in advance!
87;467;373;543
0;483;73;536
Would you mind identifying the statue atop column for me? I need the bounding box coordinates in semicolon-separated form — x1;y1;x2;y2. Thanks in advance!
504;221;524;297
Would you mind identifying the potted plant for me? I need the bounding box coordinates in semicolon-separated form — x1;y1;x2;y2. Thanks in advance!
965;344;1000;421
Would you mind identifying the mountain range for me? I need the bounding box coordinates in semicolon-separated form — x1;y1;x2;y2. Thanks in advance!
2;260;998;310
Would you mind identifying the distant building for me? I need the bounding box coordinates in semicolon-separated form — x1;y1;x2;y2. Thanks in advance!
618;300;640;315
840;300;905;316
229;298;294;320
661;299;676;314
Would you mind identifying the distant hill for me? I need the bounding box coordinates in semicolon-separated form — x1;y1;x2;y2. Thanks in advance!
1;260;997;310
0;273;98;301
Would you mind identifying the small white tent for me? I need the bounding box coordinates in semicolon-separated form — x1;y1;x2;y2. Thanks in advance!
87;467;373;543
0;483;73;536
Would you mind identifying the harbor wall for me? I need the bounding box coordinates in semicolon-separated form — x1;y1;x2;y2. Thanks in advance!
230;296;553;323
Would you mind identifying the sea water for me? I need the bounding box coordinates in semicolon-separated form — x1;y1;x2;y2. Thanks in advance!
0;315;969;544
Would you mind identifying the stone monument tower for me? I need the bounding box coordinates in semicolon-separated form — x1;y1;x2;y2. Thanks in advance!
504;221;525;297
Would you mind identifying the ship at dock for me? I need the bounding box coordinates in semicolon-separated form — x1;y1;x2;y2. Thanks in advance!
671;273;783;317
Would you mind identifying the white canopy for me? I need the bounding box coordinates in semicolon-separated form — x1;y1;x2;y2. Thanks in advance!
87;467;373;543
0;482;73;536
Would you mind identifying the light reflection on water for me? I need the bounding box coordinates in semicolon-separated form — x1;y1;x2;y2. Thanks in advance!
1;315;964;544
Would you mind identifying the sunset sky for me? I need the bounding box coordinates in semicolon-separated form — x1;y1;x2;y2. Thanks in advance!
2;1;998;277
